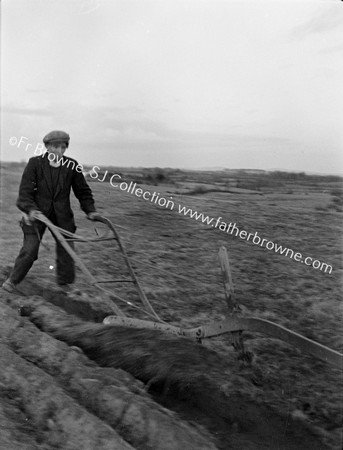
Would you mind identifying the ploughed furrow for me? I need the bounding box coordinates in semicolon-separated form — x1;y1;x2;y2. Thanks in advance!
0;396;47;450
22;277;123;322
0;299;217;450
0;343;134;450
14;294;329;450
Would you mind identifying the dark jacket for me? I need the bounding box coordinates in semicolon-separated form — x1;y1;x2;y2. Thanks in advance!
16;153;96;231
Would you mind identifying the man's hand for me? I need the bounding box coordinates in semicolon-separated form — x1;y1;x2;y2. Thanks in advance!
29;210;40;222
22;212;32;226
87;212;102;221
22;210;40;226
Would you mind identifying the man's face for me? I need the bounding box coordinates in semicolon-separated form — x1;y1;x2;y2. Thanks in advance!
47;142;67;158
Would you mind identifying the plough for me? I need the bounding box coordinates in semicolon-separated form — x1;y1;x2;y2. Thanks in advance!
33;211;343;369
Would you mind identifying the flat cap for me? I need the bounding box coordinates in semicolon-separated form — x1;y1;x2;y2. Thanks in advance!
43;130;70;145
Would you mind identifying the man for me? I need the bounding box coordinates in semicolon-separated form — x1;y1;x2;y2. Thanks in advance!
2;130;100;293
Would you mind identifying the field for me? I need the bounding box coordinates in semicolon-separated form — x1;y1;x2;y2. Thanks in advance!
0;162;342;449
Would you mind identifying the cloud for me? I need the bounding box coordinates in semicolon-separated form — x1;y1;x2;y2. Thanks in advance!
75;0;100;16
81;111;292;151
53;102;293;156
291;6;342;39
96;104;145;115
3;104;54;117
25;88;48;93
318;44;343;55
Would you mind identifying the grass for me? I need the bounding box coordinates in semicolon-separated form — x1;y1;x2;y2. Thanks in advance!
1;162;342;448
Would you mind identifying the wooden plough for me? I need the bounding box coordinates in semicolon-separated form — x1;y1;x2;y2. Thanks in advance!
33;212;343;369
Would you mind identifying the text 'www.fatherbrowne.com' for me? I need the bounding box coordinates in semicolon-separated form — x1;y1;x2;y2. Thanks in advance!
10;136;333;274
177;204;333;274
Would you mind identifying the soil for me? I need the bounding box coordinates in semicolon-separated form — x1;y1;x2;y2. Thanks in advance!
1;164;342;449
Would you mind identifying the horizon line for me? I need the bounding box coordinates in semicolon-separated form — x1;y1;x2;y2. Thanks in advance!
1;159;342;178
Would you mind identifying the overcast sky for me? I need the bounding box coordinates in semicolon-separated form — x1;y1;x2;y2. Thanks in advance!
2;0;342;173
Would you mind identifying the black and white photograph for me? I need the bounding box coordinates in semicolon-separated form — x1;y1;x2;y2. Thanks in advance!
1;1;342;449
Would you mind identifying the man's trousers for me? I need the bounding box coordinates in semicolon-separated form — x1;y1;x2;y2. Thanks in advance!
10;218;75;286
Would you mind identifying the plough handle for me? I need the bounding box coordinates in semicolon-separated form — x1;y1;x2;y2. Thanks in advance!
93;215;162;322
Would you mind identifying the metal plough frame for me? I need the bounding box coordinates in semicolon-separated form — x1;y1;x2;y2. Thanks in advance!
34;212;343;369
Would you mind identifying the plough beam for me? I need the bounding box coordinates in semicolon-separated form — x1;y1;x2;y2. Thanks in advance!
103;315;343;369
